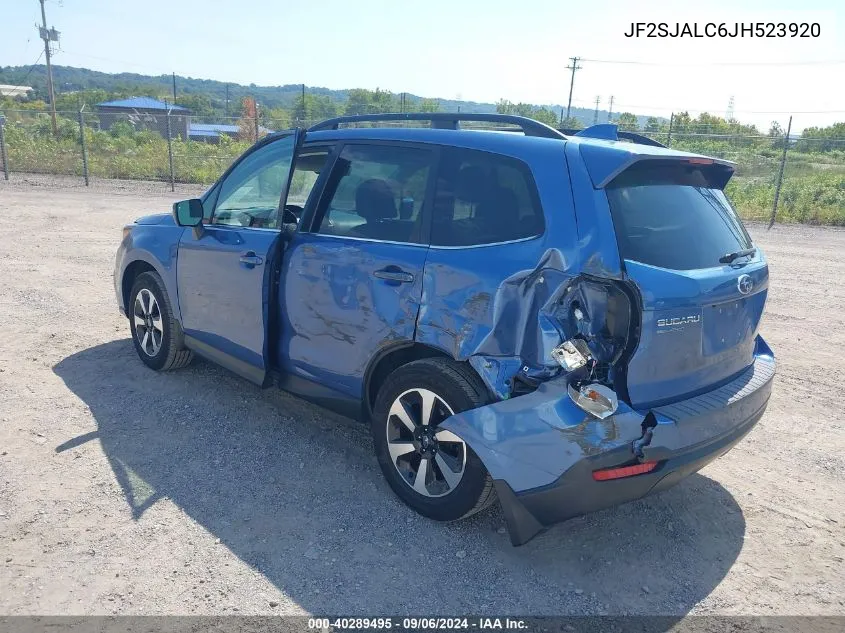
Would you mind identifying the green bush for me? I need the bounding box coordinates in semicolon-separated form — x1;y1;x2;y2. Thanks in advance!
3;113;844;225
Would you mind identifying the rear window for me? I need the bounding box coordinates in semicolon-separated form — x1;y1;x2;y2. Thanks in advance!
606;164;751;271
431;147;545;246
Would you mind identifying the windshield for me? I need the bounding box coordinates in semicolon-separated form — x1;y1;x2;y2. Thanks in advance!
606;185;752;271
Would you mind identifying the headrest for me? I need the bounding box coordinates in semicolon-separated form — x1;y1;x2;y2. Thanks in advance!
355;179;397;223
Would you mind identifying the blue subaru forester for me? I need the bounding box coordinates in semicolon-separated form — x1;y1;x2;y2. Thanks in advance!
114;113;774;544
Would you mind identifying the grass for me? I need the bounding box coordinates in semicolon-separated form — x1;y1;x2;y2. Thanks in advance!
3;114;845;225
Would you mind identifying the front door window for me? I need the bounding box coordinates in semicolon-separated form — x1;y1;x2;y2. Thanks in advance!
213;135;296;229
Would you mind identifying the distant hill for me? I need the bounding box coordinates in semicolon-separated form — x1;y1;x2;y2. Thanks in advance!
0;64;660;128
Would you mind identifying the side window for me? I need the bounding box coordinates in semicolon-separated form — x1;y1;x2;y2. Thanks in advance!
286;146;332;210
314;144;432;244
212;135;296;229
431;147;545;247
200;187;218;224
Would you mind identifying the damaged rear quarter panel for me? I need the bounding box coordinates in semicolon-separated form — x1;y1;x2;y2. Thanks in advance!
415;138;629;398
416;141;581;377
414;137;647;490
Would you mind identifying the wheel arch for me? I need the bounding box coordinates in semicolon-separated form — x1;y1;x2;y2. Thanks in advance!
363;342;453;420
121;259;158;315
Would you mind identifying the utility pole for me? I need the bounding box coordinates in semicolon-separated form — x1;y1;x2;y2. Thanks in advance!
607;95;614;122
38;0;59;136
225;84;230;117
593;96;600;124
770;115;793;229
564;56;582;120
172;72;177;103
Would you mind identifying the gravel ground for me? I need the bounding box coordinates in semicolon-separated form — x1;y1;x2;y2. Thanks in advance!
0;174;843;617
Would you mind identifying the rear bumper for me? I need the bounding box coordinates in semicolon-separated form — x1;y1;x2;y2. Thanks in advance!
441;336;775;545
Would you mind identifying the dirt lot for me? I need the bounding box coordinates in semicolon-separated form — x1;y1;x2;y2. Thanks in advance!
0;174;843;617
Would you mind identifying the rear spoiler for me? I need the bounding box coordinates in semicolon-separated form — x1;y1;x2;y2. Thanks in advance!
574;140;735;190
560;124;667;148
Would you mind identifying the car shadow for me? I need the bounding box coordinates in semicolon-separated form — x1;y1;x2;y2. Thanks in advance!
53;340;746;617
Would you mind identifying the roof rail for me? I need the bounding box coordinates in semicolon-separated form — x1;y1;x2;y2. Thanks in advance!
559;123;667;148
308;113;566;140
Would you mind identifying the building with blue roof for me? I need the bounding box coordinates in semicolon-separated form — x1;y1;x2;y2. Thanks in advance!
188;122;276;143
96;96;190;139
188;122;240;143
96;97;188;111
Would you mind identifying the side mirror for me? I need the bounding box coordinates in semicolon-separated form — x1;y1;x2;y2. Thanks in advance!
172;199;203;227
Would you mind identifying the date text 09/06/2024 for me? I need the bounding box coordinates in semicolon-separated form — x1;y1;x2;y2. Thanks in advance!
307;617;528;630
624;22;820;38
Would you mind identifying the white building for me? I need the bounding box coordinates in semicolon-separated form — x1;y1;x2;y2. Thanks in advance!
0;85;33;98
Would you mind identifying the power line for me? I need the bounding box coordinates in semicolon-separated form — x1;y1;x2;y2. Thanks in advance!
17;50;45;86
580;57;845;67
566;97;845;115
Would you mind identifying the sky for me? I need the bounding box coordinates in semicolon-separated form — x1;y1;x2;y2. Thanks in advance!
1;0;843;132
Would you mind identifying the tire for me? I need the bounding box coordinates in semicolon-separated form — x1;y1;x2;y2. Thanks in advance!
128;272;193;371
371;357;496;522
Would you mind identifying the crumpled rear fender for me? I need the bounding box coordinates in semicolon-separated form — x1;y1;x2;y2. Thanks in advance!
441;377;648;492
418;246;633;400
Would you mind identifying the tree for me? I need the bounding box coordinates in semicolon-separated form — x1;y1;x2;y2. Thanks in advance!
291;93;340;124
616;112;639;131
55;89;111;111
644;117;661;133
344;88;398;115
529;107;559;127
496;99;515;114
237;96;257;141
418;98;440;113
496;100;560;127
560;116;582;130
795;121;845;153
174;93;215;118
265;107;292;130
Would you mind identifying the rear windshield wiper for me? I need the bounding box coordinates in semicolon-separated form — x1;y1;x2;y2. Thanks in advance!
719;247;756;264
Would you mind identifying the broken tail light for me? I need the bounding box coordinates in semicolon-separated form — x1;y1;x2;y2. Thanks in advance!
550;338;592;371
567;382;619;419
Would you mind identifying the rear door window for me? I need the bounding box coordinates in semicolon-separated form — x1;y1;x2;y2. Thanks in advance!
606;163;752;271
313;144;433;244
431;147;545;247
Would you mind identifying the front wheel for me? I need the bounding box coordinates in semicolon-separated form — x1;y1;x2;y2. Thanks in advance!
128;272;193;371
371;358;496;521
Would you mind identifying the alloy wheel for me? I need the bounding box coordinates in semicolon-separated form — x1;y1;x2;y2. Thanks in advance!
133;288;163;357
385;388;467;497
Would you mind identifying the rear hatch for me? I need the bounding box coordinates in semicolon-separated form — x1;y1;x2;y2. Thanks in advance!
606;159;768;409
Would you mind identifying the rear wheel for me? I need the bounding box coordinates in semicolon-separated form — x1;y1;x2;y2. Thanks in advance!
371;358;496;521
129;272;193;371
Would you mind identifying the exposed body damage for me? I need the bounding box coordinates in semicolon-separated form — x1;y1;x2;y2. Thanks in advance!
442;337;775;545
115;116;775;546
411;137;774;544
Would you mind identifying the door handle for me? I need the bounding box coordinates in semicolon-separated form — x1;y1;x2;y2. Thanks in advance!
372;268;414;284
239;251;264;267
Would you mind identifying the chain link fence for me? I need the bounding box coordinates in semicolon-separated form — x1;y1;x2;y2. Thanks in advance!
638;121;845;225
1;107;843;225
